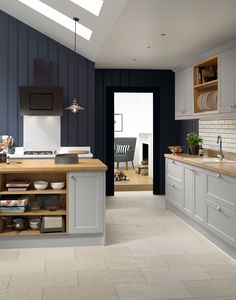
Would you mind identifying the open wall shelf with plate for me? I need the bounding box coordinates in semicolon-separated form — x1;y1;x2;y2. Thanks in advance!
193;56;218;114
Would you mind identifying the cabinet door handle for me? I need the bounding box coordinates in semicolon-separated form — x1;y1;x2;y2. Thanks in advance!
217;173;221;178
172;160;175;164
70;175;76;181
231;104;236;108
217;206;222;212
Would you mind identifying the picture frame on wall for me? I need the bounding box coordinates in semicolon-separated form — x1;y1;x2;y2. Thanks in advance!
114;113;123;132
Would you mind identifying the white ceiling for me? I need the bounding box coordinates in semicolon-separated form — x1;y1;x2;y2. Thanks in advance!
1;0;236;69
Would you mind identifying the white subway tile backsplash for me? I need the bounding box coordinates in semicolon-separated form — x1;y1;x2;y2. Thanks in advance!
199;119;236;153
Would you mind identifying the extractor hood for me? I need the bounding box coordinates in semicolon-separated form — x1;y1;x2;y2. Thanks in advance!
19;58;64;116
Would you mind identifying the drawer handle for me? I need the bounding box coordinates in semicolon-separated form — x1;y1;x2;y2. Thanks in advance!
217;173;221;178
217;206;222;212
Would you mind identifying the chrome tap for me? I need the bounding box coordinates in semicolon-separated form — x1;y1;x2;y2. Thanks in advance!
217;135;224;161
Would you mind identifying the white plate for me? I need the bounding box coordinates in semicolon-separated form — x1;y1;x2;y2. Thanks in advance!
202;92;209;110
197;94;203;110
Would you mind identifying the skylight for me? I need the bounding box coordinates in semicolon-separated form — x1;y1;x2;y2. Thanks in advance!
70;0;104;16
18;0;92;40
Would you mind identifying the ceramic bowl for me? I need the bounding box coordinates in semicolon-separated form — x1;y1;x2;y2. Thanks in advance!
29;218;41;230
168;146;184;155
33;181;48;190
50;182;65;190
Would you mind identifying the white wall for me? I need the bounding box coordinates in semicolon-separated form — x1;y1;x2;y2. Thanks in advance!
114;92;153;167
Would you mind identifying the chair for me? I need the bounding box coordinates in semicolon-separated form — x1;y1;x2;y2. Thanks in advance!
114;137;136;170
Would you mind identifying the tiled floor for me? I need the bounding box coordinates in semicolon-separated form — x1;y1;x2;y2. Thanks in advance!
1;191;236;300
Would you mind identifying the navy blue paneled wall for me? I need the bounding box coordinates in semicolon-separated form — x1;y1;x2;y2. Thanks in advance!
95;69;176;195
0;10;95;150
176;120;199;152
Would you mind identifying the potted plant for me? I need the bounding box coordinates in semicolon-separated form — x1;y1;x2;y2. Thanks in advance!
186;132;203;155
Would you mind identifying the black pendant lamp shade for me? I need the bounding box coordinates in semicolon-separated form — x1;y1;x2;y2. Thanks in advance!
65;17;84;113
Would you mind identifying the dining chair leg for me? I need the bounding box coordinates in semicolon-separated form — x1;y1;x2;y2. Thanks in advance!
117;162;119;169
126;161;128;170
131;161;134;169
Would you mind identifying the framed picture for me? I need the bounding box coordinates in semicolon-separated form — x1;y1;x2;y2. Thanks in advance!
114;113;123;132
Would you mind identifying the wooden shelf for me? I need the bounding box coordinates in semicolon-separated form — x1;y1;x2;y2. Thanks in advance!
193;56;218;114
194;79;218;89
0;189;67;195
0;229;67;237
0;171;69;237
194;110;218;115
0;209;66;217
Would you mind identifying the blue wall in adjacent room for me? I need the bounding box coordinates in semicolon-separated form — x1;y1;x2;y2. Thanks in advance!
0;10;95;150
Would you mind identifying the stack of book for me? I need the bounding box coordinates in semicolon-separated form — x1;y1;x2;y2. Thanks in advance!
0;196;29;213
6;180;31;192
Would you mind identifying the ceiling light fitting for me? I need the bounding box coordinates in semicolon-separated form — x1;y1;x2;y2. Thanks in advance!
66;17;85;113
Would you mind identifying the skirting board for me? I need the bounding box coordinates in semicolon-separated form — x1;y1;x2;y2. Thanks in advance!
0;234;105;249
166;201;236;260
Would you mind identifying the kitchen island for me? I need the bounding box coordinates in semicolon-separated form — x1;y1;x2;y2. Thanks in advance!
0;159;107;248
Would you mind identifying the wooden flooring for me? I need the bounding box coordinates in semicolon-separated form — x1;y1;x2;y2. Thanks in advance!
114;167;153;191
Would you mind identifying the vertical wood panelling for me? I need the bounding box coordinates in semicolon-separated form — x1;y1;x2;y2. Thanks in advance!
87;61;95;153
8;18;18;141
28;28;38;86
95;69;176;195
78;55;88;146
0;12;8;135
0;10;95;149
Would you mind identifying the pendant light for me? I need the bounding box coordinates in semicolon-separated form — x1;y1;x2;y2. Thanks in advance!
65;17;84;113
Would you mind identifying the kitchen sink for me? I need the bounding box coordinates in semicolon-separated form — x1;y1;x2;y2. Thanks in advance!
184;157;236;164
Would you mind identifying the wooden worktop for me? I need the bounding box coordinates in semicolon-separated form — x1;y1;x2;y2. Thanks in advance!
165;153;236;178
0;159;107;173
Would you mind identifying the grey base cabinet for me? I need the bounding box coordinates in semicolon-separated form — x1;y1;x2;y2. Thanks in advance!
68;171;105;234
165;158;236;251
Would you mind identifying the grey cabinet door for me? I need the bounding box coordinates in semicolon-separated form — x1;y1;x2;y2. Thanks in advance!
184;167;205;223
219;48;235;113
68;171;105;234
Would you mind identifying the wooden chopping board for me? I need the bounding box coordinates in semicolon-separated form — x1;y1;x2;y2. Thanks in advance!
68;150;89;154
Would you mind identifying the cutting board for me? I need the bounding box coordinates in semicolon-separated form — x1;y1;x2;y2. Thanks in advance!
68;150;89;154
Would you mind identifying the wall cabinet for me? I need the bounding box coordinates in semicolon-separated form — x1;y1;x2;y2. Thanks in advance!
165;158;236;250
68;171;105;234
219;48;235;113
175;45;236;119
175;67;194;119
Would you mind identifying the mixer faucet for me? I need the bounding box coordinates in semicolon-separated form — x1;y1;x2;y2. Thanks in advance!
217;135;224;161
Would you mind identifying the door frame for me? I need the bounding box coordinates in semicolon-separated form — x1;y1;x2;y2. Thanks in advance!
106;87;160;196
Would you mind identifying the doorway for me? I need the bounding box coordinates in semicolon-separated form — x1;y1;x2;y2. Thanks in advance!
114;92;153;191
105;87;160;196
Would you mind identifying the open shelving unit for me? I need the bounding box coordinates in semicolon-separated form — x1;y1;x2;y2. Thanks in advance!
193;56;218;114
0;172;68;237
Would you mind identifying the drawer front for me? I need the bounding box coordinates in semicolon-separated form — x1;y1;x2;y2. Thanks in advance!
207;172;236;210
166;180;183;209
166;159;184;184
205;199;236;245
